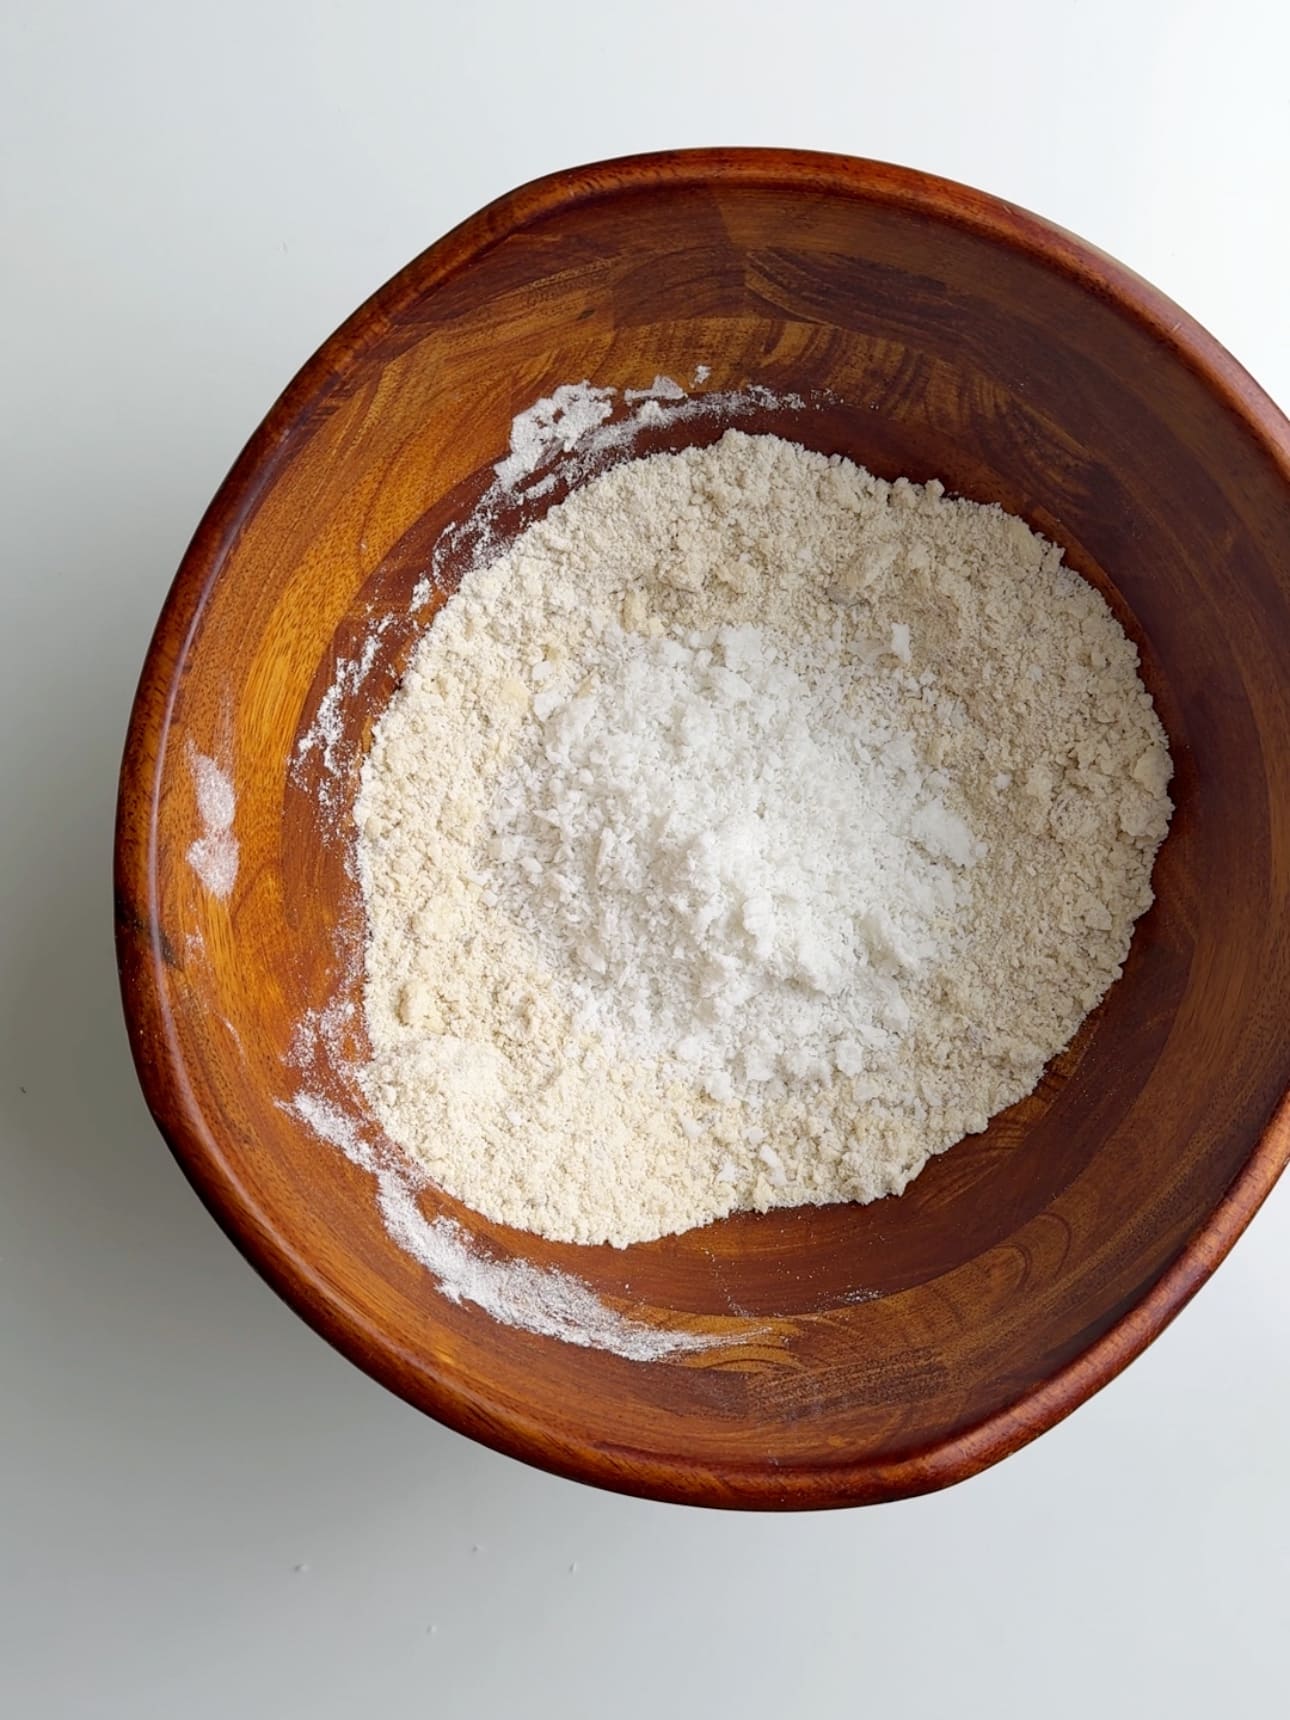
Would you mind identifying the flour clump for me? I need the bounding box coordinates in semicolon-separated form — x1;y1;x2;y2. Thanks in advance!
356;431;1172;1246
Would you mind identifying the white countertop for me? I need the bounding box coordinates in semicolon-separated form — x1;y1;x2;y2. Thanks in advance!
2;2;1287;1714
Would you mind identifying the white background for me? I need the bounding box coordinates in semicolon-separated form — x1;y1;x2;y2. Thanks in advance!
3;3;1288;1715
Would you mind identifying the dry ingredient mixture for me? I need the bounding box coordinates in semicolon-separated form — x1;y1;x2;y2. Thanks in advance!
356;429;1172;1247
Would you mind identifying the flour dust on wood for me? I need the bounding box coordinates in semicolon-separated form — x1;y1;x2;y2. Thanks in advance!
356;431;1172;1247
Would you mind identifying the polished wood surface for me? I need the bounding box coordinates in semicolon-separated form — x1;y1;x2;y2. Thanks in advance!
116;150;1290;1508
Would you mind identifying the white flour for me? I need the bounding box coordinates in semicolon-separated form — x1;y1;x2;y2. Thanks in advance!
186;747;238;899
282;1091;716;1359
356;430;1172;1246
486;620;982;1100
408;377;804;614
295;618;393;813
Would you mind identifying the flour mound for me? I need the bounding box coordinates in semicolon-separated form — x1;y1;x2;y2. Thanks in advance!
356;431;1172;1246
486;621;980;1101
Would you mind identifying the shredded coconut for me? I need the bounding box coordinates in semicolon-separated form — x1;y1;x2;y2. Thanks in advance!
354;432;1172;1247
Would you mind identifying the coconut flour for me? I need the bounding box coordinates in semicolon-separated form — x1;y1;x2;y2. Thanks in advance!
356;430;1172;1247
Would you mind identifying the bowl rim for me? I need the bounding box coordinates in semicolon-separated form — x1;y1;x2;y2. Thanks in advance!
115;146;1290;1510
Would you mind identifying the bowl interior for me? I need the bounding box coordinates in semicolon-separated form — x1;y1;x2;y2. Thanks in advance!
118;154;1290;1506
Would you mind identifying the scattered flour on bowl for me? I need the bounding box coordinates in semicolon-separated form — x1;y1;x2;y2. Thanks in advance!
281;1091;718;1360
350;430;1169;1245
409;378;805;613
186;746;238;899
355;430;1172;1247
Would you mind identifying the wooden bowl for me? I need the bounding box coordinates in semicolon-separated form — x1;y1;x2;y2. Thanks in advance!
116;150;1290;1508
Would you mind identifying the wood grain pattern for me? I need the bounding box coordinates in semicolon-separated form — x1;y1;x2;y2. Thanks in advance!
115;150;1290;1508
